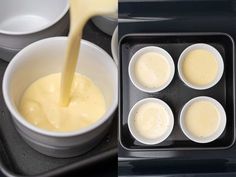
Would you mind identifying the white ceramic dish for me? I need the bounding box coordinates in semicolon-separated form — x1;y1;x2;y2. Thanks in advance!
178;43;224;90
180;96;226;143
92;14;117;36
128;46;175;93
3;37;118;158
0;0;69;61
111;26;118;65
128;98;174;145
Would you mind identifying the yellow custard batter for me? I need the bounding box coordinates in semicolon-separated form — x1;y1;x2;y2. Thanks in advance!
182;49;218;86
19;73;106;132
135;52;171;89
19;0;116;132
60;0;117;106
185;100;220;138
134;102;170;139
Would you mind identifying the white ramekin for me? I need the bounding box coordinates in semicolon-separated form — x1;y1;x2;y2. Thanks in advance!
178;43;224;90
92;14;118;36
111;26;118;65
180;96;226;143
0;0;69;61
128;98;174;145
128;46;175;93
3;37;118;158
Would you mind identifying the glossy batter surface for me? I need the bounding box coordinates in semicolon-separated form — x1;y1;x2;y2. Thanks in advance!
185;100;220;138
135;52;170;89
182;49;218;86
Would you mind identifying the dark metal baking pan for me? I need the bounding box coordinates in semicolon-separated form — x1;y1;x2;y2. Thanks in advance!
119;33;235;151
0;20;117;177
